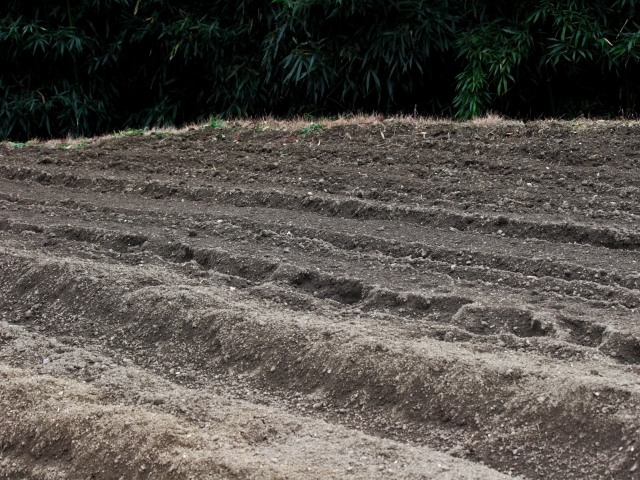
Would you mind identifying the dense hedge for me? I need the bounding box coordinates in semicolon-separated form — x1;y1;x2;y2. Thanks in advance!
2;0;640;139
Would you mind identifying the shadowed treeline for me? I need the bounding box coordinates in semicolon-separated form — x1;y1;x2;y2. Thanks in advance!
2;0;640;139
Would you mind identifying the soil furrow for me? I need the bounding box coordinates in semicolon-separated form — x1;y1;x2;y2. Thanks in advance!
0;324;503;480
1;218;638;365
0;248;638;478
1;187;639;296
2;165;639;251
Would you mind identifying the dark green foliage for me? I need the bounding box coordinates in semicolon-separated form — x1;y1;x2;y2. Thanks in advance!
300;123;322;134
2;0;640;139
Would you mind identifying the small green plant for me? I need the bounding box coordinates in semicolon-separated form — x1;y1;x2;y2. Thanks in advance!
301;124;322;134
113;128;146;137
209;118;226;129
4;140;40;148
55;140;84;149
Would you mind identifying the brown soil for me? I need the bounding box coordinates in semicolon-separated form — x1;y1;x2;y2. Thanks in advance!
0;119;639;479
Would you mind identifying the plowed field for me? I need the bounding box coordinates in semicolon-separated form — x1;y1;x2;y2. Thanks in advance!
1;120;639;479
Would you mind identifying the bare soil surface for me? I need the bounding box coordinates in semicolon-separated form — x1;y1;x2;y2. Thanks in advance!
1;119;640;479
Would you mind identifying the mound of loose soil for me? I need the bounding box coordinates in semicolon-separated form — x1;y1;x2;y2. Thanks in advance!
1;119;639;479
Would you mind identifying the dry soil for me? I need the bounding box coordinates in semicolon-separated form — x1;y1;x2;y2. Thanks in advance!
1;119;639;479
